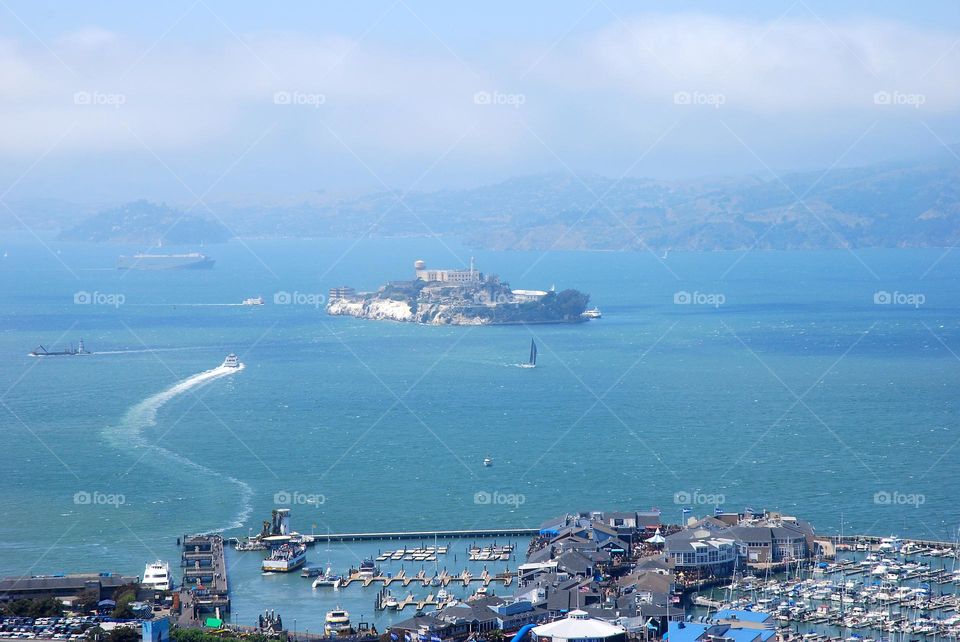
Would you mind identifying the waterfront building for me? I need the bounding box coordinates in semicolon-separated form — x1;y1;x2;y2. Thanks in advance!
390;596;548;642
666;620;775;642
531;610;627;642
722;512;815;563
0;573;139;604
664;528;738;575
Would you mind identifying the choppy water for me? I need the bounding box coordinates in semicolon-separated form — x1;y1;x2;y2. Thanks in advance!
0;233;958;629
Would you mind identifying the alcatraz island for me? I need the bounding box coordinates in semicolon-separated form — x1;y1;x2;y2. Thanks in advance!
325;259;592;325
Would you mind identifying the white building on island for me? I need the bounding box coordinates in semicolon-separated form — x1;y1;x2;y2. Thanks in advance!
414;258;483;284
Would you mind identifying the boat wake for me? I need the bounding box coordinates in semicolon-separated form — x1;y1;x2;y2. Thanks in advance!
93;346;209;355
106;363;252;532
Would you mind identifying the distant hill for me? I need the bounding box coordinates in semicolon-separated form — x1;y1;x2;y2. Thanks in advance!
58;200;231;244
51;151;960;251
214;155;960;251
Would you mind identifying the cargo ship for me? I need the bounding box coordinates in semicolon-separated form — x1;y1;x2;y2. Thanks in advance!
117;253;215;270
30;339;91;357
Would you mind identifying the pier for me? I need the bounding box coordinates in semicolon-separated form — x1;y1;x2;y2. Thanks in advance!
228;527;537;546
178;534;230;625
339;567;515;589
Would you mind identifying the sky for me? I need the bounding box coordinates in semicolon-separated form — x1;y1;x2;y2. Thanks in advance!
0;0;959;204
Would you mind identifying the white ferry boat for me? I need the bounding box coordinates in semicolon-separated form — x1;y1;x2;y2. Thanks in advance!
324;609;351;637
582;307;602;319
261;543;307;572
142;560;173;590
222;353;241;368
242;296;264;306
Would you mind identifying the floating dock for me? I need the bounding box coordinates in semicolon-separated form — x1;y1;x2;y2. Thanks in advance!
339;567;514;589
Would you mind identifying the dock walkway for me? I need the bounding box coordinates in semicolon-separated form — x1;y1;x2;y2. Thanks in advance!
229;527;537;546
178;534;230;625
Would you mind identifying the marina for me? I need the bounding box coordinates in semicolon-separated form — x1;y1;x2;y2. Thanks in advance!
337;567;516;590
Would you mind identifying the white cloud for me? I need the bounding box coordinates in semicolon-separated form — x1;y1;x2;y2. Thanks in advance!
58;27;118;50
552;13;960;112
0;12;956;192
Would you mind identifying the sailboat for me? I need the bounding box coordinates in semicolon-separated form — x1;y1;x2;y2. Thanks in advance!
518;339;537;369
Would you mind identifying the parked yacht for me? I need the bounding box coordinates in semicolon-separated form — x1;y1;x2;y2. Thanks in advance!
142;560;173;590
358;559;378;578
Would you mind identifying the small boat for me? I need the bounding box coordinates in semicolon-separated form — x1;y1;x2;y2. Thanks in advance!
436;588;451;603
222;353;241;368
301;566;325;578
582;307;602;319
518;339;537;369
383;593;399;609
483;457;493;467
242;296;264;306
324;609;351;637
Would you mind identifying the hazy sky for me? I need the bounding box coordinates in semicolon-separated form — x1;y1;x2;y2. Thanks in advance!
1;0;959;203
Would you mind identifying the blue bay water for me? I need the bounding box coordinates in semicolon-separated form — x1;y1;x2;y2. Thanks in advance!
0;233;958;629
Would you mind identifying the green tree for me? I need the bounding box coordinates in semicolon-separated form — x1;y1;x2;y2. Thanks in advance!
106;626;141;642
554;289;590;318
111;593;136;619
74;588;101;615
1;597;64;617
